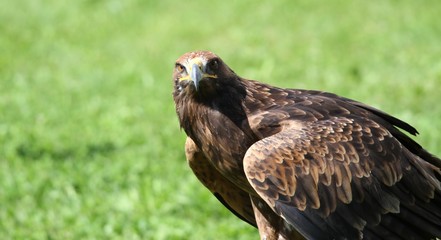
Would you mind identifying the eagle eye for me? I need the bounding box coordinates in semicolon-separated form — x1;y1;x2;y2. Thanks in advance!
206;59;219;73
175;63;186;74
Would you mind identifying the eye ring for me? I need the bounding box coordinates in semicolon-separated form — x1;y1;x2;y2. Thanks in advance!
175;63;186;73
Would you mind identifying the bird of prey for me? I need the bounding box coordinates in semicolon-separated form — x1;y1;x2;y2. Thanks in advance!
172;50;441;240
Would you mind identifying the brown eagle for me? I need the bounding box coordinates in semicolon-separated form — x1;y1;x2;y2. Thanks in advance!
172;50;441;240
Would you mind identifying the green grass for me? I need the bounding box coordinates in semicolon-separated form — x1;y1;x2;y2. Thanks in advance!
1;0;440;239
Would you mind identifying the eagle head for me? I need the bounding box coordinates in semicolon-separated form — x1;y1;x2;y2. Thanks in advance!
173;51;239;99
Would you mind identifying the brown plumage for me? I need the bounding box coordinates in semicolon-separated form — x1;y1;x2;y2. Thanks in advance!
172;50;441;240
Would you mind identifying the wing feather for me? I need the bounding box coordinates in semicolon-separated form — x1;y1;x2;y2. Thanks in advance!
243;115;441;239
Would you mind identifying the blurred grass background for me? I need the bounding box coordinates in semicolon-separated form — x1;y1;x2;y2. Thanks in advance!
1;0;440;239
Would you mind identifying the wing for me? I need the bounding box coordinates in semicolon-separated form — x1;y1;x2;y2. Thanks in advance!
243;116;441;239
185;137;257;227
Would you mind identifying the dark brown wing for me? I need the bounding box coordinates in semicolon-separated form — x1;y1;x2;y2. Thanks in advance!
185;137;257;227
243;114;441;239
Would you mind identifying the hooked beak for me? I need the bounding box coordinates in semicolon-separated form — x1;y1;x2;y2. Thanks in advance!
178;58;217;91
190;62;203;91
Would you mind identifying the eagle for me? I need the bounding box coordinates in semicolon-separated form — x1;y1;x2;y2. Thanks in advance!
172;50;441;240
